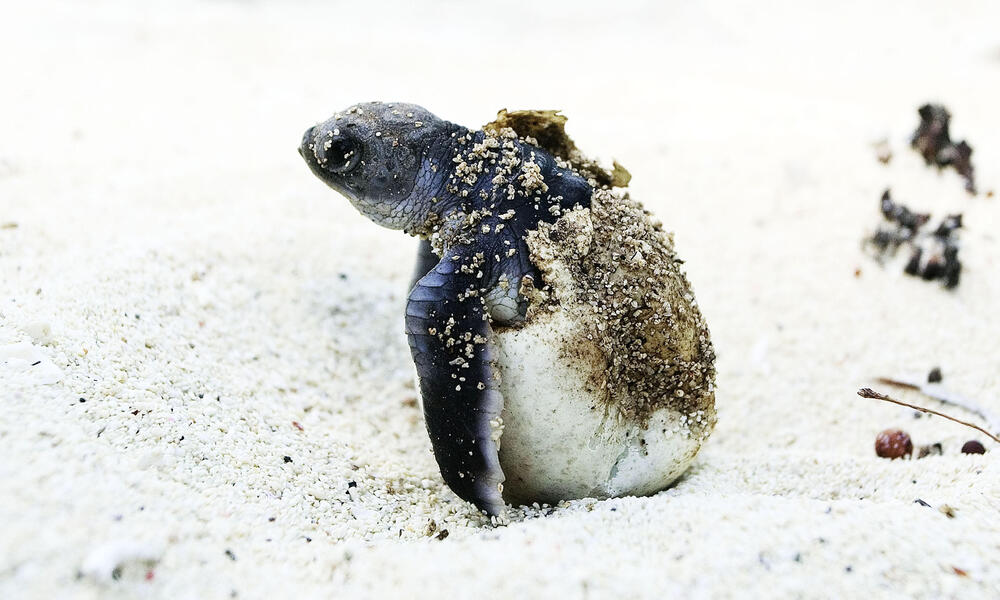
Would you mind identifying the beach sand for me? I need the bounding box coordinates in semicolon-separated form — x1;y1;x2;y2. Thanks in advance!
1;1;998;597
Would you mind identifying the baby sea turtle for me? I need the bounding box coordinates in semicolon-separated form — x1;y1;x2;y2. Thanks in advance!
299;103;716;518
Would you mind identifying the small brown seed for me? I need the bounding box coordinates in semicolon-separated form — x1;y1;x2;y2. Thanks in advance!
960;440;986;455
875;429;913;459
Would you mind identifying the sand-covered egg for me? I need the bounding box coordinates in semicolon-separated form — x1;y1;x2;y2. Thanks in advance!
494;189;716;505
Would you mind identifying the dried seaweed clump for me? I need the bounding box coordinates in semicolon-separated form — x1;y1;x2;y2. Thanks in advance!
864;189;962;288
485;109;632;188
524;189;716;432
911;104;976;194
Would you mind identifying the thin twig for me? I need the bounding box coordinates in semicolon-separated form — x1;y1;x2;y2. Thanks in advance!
858;387;1000;444
876;376;1000;435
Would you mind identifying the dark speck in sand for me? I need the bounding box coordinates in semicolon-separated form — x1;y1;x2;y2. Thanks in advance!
917;443;942;458
873;138;892;164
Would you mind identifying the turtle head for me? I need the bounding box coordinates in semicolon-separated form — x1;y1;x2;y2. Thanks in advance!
299;102;457;231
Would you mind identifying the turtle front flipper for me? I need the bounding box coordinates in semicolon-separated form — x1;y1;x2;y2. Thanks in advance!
405;250;506;517
409;239;438;292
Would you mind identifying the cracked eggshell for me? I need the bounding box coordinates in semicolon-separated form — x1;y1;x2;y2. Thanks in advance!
494;311;705;506
491;190;716;507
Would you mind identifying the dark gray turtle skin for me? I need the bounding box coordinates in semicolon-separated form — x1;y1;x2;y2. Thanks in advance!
299;102;593;516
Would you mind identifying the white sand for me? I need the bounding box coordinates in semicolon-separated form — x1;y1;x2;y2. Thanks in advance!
2;1;998;597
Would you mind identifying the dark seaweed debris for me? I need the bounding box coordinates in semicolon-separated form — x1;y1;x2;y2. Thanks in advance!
864;189;962;288
911;104;976;194
881;189;929;231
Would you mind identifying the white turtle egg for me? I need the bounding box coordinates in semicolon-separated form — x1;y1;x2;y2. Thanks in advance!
489;189;717;507
494;311;706;504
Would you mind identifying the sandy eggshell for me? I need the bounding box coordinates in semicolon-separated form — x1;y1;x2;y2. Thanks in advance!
490;190;717;507
494;310;707;505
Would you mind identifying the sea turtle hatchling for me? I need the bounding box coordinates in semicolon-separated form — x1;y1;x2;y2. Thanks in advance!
299;102;716;519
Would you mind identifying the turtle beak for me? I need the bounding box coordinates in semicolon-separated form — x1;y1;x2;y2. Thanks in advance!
299;126;316;159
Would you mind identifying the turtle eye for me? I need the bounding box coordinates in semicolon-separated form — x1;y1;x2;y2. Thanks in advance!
320;135;361;174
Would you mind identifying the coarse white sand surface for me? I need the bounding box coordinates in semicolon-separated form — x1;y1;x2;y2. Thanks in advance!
1;1;999;598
